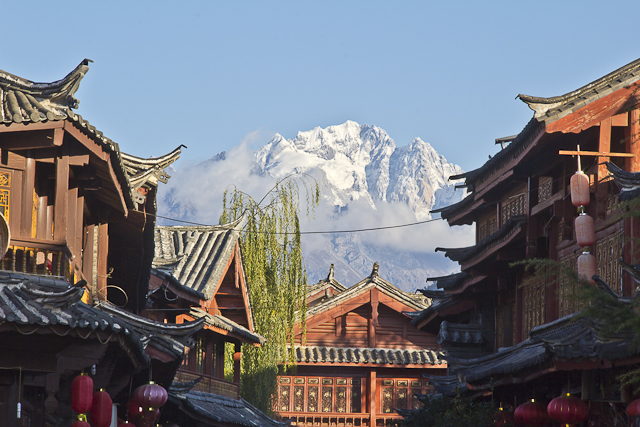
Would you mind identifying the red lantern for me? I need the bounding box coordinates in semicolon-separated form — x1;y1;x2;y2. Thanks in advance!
627;398;640;417
91;389;112;427
570;171;590;207
577;252;597;285
132;382;168;408
547;394;589;425
514;400;550;426
137;408;161;427
128;398;144;420
495;408;514;426
71;421;91;427
71;373;94;414
575;213;595;247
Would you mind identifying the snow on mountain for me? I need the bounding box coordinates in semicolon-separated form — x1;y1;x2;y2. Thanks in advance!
253;121;470;290
159;120;472;292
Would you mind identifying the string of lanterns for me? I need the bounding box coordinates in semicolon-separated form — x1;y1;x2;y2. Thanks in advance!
71;372;168;427
570;147;597;284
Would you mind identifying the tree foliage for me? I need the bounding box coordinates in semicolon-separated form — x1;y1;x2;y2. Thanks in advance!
220;174;320;413
401;394;497;427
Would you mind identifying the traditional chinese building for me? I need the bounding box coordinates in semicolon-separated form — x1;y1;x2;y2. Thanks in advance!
0;60;209;426
275;263;446;427
150;221;286;427
414;57;640;422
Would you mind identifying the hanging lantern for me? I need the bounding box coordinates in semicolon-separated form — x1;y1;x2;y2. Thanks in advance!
577;252;597;285
514;400;550;426
575;213;595;247
547;394;589;425
71;420;91;427
570;171;590;207
137;408;161;427
90;389;112;427
128;398;145;420
132;382;168;409
494;408;515;426
626;398;640;418
71;373;94;414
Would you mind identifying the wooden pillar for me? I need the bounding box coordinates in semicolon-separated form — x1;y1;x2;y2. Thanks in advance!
368;370;377;426
53;138;68;241
217;342;225;379
82;225;95;287
627;108;640;172
233;342;242;384
97;223;108;302
525;176;538;258
76;195;83;265
514;274;523;344
205;339;214;376
67;187;78;256
20;151;35;238
597;117;612;220
369;289;379;348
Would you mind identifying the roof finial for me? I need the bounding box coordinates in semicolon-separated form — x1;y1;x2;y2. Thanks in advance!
371;262;379;277
327;264;335;281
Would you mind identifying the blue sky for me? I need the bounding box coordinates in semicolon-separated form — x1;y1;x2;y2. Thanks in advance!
3;1;640;173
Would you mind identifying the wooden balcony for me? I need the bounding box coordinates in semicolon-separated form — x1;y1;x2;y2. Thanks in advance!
174;369;240;399
1;238;74;280
279;412;403;427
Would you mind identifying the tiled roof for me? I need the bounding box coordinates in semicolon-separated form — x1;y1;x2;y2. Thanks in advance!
435;215;526;263
438;321;483;345
169;388;287;427
188;308;265;345
425;272;470;291
517;57;640;121
293;345;445;365
306;263;429;319
0;272;201;367
307;265;347;296
606;161;640;201
0;60;181;208
422;374;468;396
152;218;243;300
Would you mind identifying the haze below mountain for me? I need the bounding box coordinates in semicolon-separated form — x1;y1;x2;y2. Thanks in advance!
158;121;474;291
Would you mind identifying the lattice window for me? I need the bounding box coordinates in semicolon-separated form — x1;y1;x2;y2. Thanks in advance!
538;176;553;204
478;216;498;241
279;377;363;414
501;192;526;225
279;378;290;412
522;278;545;337
351;379;361;413
0;171;10;221
308;382;318;412
595;229;624;295
380;379;431;413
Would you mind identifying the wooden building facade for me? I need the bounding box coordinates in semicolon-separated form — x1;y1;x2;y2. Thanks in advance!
275;264;446;427
412;57;640;423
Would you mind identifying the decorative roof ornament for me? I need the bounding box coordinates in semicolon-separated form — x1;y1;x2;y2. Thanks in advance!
371;262;379;278
327;264;335;281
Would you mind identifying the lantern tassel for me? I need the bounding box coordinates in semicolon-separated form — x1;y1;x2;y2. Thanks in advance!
577;144;582;172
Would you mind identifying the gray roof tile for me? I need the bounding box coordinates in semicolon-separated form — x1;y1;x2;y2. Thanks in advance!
294;345;445;365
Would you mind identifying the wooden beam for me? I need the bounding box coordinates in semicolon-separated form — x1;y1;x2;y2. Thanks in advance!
0;120;64;133
0;129;63;151
558;150;633;158
612;112;629;127
32;147;89;166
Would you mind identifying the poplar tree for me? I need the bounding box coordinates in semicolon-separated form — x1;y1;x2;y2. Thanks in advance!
220;175;320;413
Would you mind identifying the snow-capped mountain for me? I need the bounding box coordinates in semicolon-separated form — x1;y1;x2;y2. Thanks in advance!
159;121;472;291
255;121;464;221
253;121;468;289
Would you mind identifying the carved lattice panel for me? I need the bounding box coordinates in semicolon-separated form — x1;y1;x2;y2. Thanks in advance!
294;386;304;412
382;387;393;413
538;176;552;203
280;385;290;412
411;389;422;409
307;386;318;412
522;278;545;337
336;387;346;413
351;379;361;413
397;388;408;409
501;192;526;225
595;229;624;294
322;387;332;412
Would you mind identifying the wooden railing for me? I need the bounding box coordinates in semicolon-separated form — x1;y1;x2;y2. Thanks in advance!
174;369;240;399
279;412;403;427
0;238;73;280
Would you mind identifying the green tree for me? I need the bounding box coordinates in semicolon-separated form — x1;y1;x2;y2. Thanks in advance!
220;174;320;413
401;394;498;427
